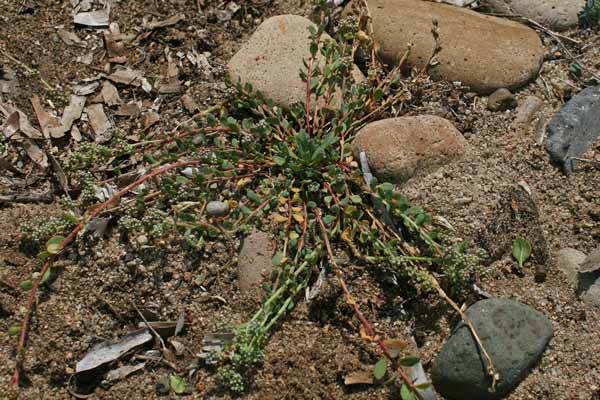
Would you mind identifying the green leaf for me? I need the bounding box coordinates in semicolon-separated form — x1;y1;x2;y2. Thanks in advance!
323;215;337;225
399;356;420;367
8;325;20;336
63;212;79;224
272;252;285;267
246;190;262;205
40;268;52;285
373;357;388;380
176;176;189;185
169;375;188;394
20;280;33;291
400;384;416;400
415;382;432;390
46;236;65;255
350;195;362;204
374;88;384;102
37;251;51;261
512;237;532;268
273;156;286;166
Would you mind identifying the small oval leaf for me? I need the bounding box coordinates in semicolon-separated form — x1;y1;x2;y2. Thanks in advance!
373;357;388;380
46;236;65;255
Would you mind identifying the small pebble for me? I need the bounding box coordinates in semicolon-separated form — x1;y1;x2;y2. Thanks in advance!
487;88;517;111
206;201;229;217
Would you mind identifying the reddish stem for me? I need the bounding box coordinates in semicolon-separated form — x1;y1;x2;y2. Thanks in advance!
315;209;422;399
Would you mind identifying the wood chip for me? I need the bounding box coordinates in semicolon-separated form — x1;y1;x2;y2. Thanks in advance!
181;94;199;113
86;104;112;143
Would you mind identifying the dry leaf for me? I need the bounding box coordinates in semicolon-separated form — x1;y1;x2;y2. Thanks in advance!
19;139;48;168
114;103;140;117
61;95;86;132
344;371;374;386
144;14;185;30
101;81;121;106
71;125;82;141
157;81;183;94
86;104;112;143
72;81;100;95
31;95;62;138
57;29;84;46
76;329;152;374
181;94;198;113
74;9;110;27
0;104;43;139
107;68;143;86
104;362;146;383
141;111;160;129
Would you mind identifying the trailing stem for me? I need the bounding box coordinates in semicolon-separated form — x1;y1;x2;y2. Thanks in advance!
315;209;423;399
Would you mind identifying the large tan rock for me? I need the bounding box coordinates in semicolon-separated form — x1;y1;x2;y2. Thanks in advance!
351;115;468;183
369;0;544;94
228;15;364;108
237;229;274;297
484;0;586;31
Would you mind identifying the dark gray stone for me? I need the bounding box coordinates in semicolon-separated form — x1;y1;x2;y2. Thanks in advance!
206;201;229;217
546;85;600;174
432;299;553;400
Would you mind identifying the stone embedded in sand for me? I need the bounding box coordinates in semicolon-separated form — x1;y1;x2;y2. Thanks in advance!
368;0;544;94
432;299;553;400
483;0;586;31
351;115;468;183
487;88;517;111
237;229;274;297
557;247;587;286
545;85;600;174
478;183;549;280
228;15;364;108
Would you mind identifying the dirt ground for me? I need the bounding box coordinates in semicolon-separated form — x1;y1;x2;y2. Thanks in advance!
0;0;599;399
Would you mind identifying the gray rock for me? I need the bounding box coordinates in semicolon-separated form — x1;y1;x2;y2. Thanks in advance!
237;229;274;297
546;85;600;174
557;247;587;286
483;0;586;31
351;115;469;183
206;200;229;217
487;88;517;111
366;0;544;94
228;15;364;108
432;299;553;400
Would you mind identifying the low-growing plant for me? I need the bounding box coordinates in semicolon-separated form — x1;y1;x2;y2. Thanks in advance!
12;1;494;396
